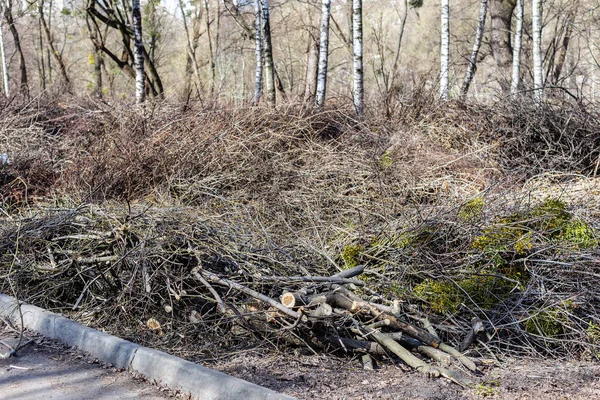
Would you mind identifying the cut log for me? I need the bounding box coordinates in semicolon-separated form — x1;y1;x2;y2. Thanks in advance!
438;343;477;372
327;291;441;347
192;267;302;320
280;292;309;309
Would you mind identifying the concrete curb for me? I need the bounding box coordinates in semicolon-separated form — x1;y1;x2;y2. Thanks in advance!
0;294;295;400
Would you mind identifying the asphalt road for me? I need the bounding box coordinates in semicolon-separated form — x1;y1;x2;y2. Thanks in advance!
0;329;170;400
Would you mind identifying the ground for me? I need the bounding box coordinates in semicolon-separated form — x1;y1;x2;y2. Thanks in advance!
208;352;600;399
1;326;599;399
0;328;171;400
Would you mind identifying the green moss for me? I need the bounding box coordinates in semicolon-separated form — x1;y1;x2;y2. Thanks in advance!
472;198;597;254
457;274;515;309
524;306;571;337
341;244;364;268
413;279;462;314
586;321;600;343
378;149;394;170
559;219;598;248
458;197;485;221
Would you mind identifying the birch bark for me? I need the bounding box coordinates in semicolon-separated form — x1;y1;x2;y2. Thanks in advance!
460;0;488;99
352;0;363;115
261;0;275;106
510;0;523;97
440;0;450;99
532;0;543;103
315;0;331;107
132;0;145;103
253;0;262;105
0;12;8;96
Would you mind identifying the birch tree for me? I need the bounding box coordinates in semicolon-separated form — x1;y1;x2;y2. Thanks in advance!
460;0;488;99
132;0;145;103
440;0;450;99
261;0;275;106
352;0;363;115
0;7;8;96
253;0;262;105
510;0;523;97
2;0;27;96
532;0;543;103
315;0;331;107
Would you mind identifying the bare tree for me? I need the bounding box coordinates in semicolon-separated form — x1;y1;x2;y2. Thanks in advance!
532;0;543;103
489;0;517;93
132;0;145;103
3;0;28;96
303;1;318;102
315;0;331;107
440;0;450;99
261;0;275;106
179;0;203;99
0;5;8;96
39;0;71;89
552;5;576;85
353;0;363;115
460;0;488;99
511;0;523;97
253;0;262;105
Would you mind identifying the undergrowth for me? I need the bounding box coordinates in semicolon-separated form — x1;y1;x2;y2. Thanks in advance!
1;96;600;361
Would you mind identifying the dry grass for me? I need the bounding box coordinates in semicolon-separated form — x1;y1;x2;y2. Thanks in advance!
1;96;599;362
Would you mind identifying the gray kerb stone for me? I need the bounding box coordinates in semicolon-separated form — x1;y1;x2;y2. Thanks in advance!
0;293;295;400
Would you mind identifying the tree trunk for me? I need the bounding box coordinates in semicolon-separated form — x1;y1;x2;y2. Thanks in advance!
440;0;450;99
532;0;543;103
510;0;523;97
3;1;28;96
132;0;145;103
303;2;318;102
253;0;262;105
315;0;331;107
552;10;575;85
39;0;71;89
460;0;488;99
37;16;47;91
203;0;216;95
0;13;8;96
352;0;363;115
489;0;516;93
261;0;275;106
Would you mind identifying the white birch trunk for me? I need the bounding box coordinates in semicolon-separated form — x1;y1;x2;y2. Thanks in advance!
460;0;488;99
352;0;364;115
0;16;8;96
132;0;145;103
261;0;275;106
253;0;262;105
532;0;543;103
440;0;450;100
511;0;523;97
315;0;331;107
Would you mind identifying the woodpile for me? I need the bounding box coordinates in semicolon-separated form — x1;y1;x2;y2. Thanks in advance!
192;264;476;386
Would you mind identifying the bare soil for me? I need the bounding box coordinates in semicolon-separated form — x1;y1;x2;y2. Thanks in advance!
207;352;600;399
